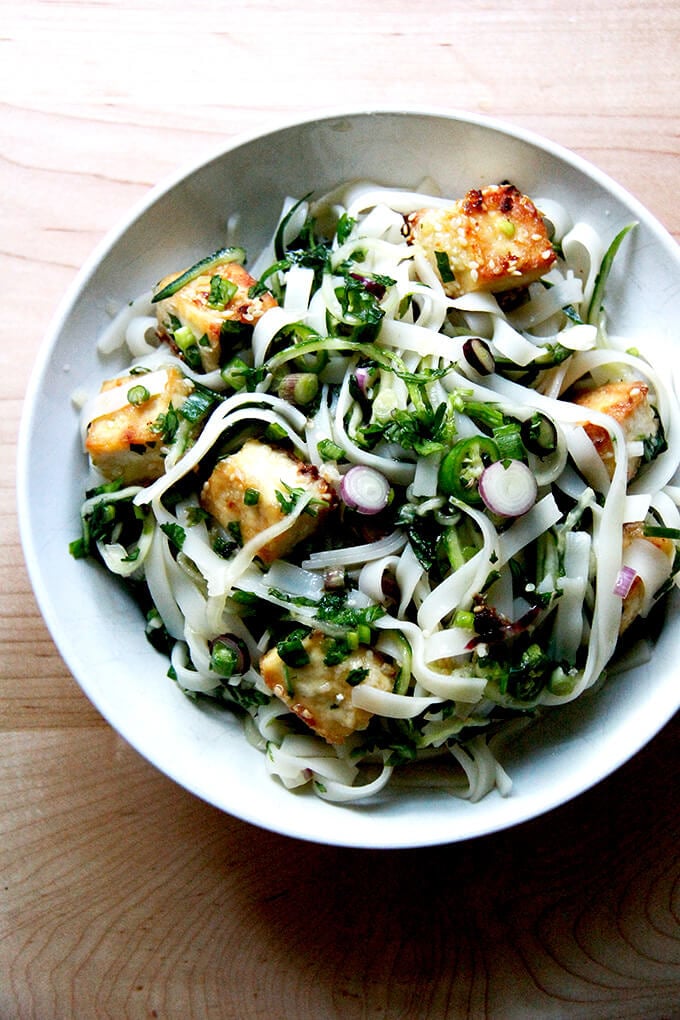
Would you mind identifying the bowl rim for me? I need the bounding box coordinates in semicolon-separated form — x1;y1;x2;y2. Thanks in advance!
16;105;680;848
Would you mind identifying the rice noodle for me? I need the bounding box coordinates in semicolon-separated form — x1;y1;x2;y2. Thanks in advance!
74;178;680;808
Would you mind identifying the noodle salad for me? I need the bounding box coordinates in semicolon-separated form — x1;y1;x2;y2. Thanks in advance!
71;180;680;805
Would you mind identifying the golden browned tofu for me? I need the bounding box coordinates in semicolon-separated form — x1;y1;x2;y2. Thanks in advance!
155;262;277;372
259;630;395;744
572;380;658;480
200;439;335;564
406;184;556;297
85;367;193;484
619;522;674;633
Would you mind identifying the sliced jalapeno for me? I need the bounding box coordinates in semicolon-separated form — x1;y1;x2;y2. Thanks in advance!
439;436;500;504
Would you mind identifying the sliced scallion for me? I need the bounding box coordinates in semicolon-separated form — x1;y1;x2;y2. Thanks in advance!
127;385;151;406
277;372;319;406
317;438;344;462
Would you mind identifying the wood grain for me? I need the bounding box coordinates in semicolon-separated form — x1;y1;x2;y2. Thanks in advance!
2;1;679;1017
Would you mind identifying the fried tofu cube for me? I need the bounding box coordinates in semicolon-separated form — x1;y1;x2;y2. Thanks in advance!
259;630;396;744
155;262;277;373
572;380;658;480
85;366;193;484
620;521;675;633
200;439;335;564
406;184;556;297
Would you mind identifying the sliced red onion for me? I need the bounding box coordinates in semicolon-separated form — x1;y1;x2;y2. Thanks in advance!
478;460;537;518
340;465;391;515
613;565;638;599
349;272;386;299
354;366;372;395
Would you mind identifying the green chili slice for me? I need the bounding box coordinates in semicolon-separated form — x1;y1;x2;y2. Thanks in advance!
439;436;500;504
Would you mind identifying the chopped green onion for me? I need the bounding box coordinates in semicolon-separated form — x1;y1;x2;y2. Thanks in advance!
244;488;260;506
172;325;202;369
127;385;151;406
277;372;319;406
498;218;516;239
356;623;371;645
317;438;344;462
173;325;196;352
453;609;475;630
265;422;287;442
220;357;250;391
69;537;87;559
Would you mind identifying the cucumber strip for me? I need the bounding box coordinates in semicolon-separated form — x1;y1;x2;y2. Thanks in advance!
274;193;312;260
151;246;246;304
390;630;413;696
586;222;636;325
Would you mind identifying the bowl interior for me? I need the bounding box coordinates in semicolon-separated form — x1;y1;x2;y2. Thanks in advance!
18;109;680;847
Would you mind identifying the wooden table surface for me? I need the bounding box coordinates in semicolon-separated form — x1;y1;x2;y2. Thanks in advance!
2;2;679;1017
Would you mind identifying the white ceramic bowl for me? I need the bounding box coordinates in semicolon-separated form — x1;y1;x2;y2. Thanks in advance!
18;108;680;848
